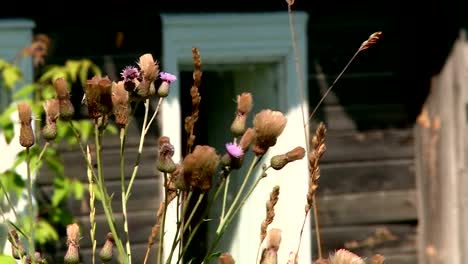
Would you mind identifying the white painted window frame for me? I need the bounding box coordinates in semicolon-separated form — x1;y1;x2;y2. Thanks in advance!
161;12;310;263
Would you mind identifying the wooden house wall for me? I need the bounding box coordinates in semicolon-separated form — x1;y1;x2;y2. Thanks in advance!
28;4;464;263
307;19;420;263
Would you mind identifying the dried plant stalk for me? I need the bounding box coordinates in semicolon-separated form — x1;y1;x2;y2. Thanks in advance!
184;47;202;154
143;189;177;264
260;186;280;242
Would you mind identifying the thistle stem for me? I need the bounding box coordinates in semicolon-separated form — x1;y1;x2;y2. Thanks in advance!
120;127;132;263
36;142;49;163
125;98;150;200
158;173;169;264
216;156;258;234
0;177;18;221
86;146;97;264
25;147;35;261
165;191;192;264
221;175;230;220
94;123;128;264
204;157;259;262
175;176;227;264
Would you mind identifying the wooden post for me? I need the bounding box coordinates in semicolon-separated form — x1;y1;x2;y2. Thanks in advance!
414;29;468;264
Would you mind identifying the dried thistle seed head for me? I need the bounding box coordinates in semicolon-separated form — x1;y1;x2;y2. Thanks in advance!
134;78;156;99
99;232;114;263
239;127;255;152
266;228;282;251
329;249;365;264
172;164;188;191
253;109;287;156
156;136;177;173
219;253;235;264
44;99;60;123
17;102;35;148
53;78;75;121
66;223;80;247
17;102;32;126
111;81;131;128
85;76;114;119
237;92;253;115
54;77;70;101
183;145;220;192
138;53;159;81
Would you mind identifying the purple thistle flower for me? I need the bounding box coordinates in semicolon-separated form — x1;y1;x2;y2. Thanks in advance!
121;66;140;82
160;72;177;83
226;142;244;158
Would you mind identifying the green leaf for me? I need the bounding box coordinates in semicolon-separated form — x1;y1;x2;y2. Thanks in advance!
0;170;25;196
90;63;102;76
44;153;65;175
79;60;91;86
92;183;102;201
104;123;118;135
71;180;84;200
75;120;93;142
65;60;81;82
1;121;14;144
0;254;17;264
12;84;36;100
38;66;61;83
49;207;73;225
51;177;68;207
2;65;22;89
35;219;59;245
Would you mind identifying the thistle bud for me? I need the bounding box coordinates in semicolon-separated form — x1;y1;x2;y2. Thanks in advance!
17;102;34;148
8;230;25;259
260;248;278;264
270;147;305;170
53;78;75;120
158;72;177;98
64;223;80;264
42;122;57;141
230;115;247;137
156;136;177;173
64;246;79;264
99;233;114;263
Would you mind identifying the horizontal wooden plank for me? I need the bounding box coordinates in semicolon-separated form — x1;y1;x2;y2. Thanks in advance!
321;129;414;163
319;159;415;195
40;178;161;216
383;253;418;264
37;145;158;184
320;104;411;131
313;224;417;258
316;190;417;226
309;72;403;106
78;211;157;249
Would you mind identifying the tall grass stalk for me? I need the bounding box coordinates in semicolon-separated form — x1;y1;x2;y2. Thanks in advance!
93;121;128;264
25;147;35;260
86;146;97;264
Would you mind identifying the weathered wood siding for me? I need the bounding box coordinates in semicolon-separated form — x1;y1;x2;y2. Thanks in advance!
308;20;418;263
37;118;160;264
